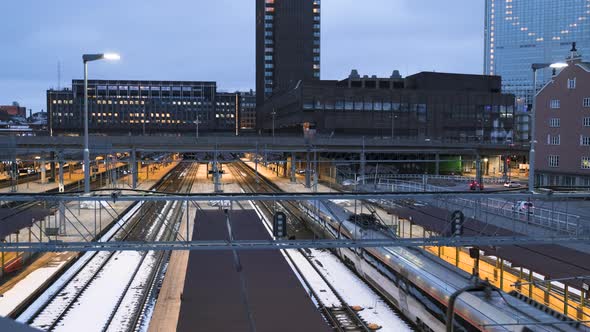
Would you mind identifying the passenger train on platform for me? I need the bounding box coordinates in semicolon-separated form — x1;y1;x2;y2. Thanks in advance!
298;200;588;332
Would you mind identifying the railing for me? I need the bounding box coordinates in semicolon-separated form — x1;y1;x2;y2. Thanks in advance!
356;174;508;185
2;135;529;151
375;179;583;236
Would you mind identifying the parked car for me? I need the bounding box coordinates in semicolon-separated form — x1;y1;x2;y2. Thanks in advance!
469;180;484;190
513;201;534;214
503;181;521;188
341;179;357;186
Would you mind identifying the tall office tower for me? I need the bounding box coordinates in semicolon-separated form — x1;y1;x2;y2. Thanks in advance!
484;0;590;108
256;0;321;107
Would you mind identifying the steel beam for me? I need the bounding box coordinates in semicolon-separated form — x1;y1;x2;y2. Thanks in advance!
0;190;587;202
1;235;589;253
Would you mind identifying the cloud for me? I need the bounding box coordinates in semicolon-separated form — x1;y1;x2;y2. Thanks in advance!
0;0;484;111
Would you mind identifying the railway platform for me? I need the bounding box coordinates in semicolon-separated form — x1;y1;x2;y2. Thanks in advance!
176;208;330;332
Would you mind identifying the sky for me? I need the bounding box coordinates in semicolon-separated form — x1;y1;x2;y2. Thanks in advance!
0;0;484;113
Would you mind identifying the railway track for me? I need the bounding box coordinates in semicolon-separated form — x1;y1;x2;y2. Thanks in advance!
229;160;371;332
19;163;197;332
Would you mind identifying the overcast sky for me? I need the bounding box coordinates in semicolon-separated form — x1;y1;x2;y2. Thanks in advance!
0;0;484;112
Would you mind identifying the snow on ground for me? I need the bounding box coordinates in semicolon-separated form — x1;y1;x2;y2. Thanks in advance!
309;249;413;332
105;251;157;332
17;202;147;324
0;260;68;316
53;251;143;332
286;249;341;307
29;251;113;329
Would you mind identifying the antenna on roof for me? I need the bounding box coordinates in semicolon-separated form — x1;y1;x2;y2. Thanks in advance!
57;61;61;90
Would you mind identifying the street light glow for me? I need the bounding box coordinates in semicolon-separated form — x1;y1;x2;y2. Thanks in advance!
549;62;568;69
103;53;121;61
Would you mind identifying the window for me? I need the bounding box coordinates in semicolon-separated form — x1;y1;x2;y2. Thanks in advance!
584;117;590;127
547;134;560;145
550;99;560;109
548;155;559;168
581;136;590;146
568;78;576;89
582;157;590;170
584;98;590;107
549;118;560;127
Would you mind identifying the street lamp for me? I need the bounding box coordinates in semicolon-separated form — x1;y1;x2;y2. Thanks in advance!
271;109;276;137
390;114;397;140
195;115;200;139
82;53;120;193
528;62;567;192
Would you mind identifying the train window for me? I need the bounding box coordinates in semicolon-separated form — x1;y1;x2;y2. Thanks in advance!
402;277;479;332
363;250;399;285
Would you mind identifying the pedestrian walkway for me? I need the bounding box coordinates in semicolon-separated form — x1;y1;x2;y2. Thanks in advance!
176;208;330;332
148;162;248;332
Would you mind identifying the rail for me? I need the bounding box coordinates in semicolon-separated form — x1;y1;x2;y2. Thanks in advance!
21;163;192;329
230;161;370;331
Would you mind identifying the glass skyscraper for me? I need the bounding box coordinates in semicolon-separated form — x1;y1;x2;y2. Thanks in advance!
484;0;590;108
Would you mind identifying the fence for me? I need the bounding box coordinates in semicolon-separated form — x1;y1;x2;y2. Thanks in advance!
357;174;508;184
375;179;583;236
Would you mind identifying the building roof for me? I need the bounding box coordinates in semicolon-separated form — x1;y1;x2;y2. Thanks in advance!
535;60;590;97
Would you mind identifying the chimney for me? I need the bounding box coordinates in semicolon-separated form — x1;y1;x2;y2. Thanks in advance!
567;42;582;64
390;70;402;79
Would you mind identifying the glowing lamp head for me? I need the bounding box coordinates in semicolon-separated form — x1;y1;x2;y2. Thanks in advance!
102;53;121;61
549;62;567;69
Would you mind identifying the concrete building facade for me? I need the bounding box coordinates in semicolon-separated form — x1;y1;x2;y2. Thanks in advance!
47;80;254;135
258;71;516;143
256;0;320;106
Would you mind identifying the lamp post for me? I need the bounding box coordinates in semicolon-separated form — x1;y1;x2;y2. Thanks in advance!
82;53;120;193
195;115;200;138
529;62;567;192
390;114;397;140
271;109;276;137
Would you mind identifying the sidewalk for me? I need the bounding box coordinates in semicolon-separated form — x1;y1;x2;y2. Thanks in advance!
0;160;180;317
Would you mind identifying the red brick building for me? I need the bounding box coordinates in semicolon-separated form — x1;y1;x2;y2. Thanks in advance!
535;51;590;187
0;105;26;118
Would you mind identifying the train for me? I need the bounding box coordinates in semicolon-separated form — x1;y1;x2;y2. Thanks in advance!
298;199;588;332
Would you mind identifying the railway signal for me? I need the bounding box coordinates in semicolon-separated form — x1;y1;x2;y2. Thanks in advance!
450;210;465;237
273;212;287;238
